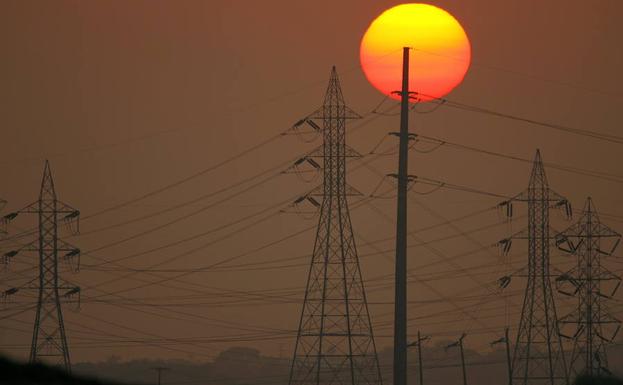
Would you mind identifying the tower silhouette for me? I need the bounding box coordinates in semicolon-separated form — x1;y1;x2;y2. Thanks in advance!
288;67;383;385
3;161;81;371
501;150;569;385
556;198;621;378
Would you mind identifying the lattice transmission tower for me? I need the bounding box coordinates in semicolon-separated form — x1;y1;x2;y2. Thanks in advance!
556;198;621;378
499;150;570;385
2;161;81;372
288;67;383;385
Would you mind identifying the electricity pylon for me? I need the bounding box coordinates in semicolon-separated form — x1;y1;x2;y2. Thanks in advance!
556;198;621;378
2;161;81;372
499;150;570;385
288;67;383;385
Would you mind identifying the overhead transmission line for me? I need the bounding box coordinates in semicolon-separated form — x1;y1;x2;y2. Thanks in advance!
416;93;623;145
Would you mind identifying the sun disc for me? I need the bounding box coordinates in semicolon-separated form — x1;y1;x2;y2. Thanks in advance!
360;3;471;102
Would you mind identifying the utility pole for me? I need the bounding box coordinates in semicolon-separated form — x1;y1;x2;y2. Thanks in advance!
2;161;81;372
491;328;512;385
288;67;383;385
498;150;569;385
556;198;621;378
505;328;512;385
153;366;170;385
446;334;467;385
408;331;429;385
394;46;411;385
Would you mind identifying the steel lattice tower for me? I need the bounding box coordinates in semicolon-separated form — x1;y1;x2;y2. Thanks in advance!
3;161;81;372
557;198;621;378
288;67;383;385
504;150;569;385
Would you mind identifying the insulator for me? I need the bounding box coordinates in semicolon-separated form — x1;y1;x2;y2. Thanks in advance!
444;341;459;351
498;201;513;219
65;249;80;258
63;287;81;310
306;120;321;132
2;250;18;264
2;212;18;222
565;201;573;218
64;249;81;272
294;157;307;166
294;196;307;204
64;211;80;235
306;158;321;169
64;210;80;220
65;287;80;297
3;250;18;259
554;200;572;219
307;197;321;207
4;287;18;296
293;118;307;128
498;276;511;289
498;239;512;256
555;235;575;253
490;337;505;346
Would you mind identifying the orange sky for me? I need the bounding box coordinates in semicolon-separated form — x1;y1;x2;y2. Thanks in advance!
0;0;622;369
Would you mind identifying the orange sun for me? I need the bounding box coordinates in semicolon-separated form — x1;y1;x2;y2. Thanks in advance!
360;3;471;102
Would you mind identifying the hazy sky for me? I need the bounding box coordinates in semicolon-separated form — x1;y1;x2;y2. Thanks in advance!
1;0;622;365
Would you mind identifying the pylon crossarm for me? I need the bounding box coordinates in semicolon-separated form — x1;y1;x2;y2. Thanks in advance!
502;226;567;241
299;145;323;160
308;105;362;120
597;269;621;281
286;116;322;136
2;240;38;265
17;278;40;291
55;239;79;253
55;279;81;310
8;201;39;214
554;233;578;253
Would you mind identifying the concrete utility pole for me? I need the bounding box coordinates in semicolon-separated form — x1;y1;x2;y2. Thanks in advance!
446;334;467;385
393;46;411;385
408;331;430;385
153;367;170;385
491;328;512;385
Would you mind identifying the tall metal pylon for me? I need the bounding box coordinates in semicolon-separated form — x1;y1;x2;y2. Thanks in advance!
2;161;81;372
499;150;570;385
556;198;621;378
288;67;383;385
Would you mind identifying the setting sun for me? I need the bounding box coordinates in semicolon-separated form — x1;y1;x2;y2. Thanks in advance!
360;3;471;102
